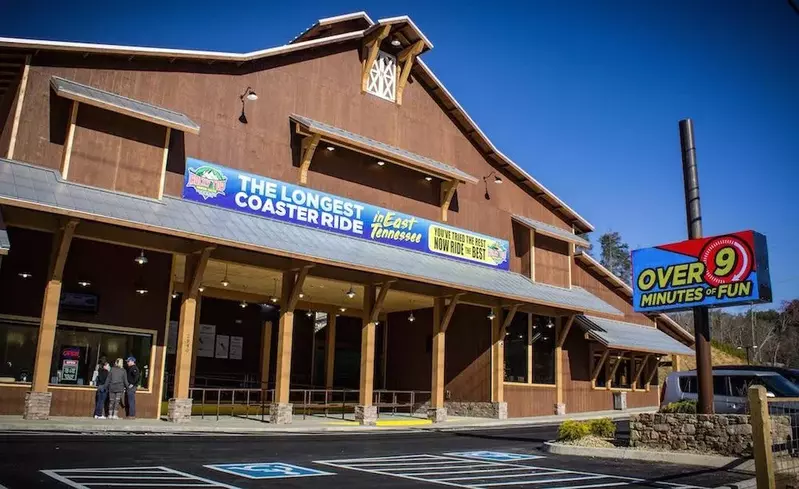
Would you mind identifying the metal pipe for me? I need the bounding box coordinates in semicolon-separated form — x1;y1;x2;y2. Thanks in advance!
679;118;714;415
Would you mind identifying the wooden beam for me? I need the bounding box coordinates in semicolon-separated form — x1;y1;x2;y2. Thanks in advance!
501;304;520;333
359;284;377;406
530;228;536;281
298;133;321;185
431;297;445;410
672;353;681;372
634;354;652;389
557;315;575;347
440;293;463;333
361;25;391;92
491;307;505;403
369;280;394;323
186;247;214;298
607;353;623;390
60;101;79;180
396;40;425;105
440;181;458;222
260;320;273;388
6;55;30;160
591;349;610;383
48;219;78;281
157;127;171;200
275;272;296;405
644;356;661;386
285;265;312;311
325;313;337;388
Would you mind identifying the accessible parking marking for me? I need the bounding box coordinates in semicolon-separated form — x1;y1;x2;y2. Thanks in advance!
41;466;240;489
444;451;545;462
205;462;334;480
315;453;712;489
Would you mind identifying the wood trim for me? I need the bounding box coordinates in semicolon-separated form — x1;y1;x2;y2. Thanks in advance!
361;25;391;92
633;354;651;390
186;247;213;298
440;293;462;333
369;280;394;324
502;304;520;333
359;284;377;406
324;314;336;388
568;240;574;289
154;255;175;414
48;219;79;281
591;349;610;384
503;382;556;389
431;297;445;408
261;320;273;387
530;229;536;281
396;40;425;105
285;266;312;311
491;307;504;403
606;354;623;390
157;127;171;200
672;354;681;372
527;313;533;382
557;315;575;347
298;133;321;185
5;55;30;160
644;357;660;386
60;101;79;180
440;181;458;222
274;310;294;404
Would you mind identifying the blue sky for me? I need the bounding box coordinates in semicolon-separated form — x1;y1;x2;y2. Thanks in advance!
2;1;797;307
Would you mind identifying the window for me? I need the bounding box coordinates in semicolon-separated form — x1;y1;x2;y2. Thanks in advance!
50;324;154;389
593;352;608;388
365;51;397;102
679;375;696;394
610;356;633;389
531;316;556;384
0;319;39;383
504;316;528;383
713;375;730;396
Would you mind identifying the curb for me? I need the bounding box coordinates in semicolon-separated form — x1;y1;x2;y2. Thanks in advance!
542;442;756;473
715;477;756;489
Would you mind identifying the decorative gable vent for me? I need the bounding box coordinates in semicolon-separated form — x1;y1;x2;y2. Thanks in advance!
365;50;397;102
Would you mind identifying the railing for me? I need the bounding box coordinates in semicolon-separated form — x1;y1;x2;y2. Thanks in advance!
186;387;431;422
749;387;799;488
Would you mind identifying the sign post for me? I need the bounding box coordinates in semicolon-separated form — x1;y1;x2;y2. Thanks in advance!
679;118;714;415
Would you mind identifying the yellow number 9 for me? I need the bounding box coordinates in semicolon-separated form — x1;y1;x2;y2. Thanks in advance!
714;247;736;277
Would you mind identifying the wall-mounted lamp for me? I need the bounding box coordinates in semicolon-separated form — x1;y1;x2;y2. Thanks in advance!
482;171;503;200
238;87;258;124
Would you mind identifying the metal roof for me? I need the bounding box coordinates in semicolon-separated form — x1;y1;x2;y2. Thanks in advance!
0;159;619;315
291;114;478;184
50;76;201;134
512;215;590;247
576;315;694;355
0;229;9;255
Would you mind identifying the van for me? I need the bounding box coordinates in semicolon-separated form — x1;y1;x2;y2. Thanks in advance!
662;369;799;413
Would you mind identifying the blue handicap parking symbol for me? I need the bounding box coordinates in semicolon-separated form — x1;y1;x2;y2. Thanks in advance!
444;451;544;462
206;462;334;480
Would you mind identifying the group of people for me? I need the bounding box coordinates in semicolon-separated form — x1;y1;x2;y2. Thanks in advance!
92;356;140;419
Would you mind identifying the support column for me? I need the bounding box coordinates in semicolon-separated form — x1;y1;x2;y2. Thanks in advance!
555;315;575;415
325;313;336;389
169;247;212;423
25;219;78;420
271;266;311;424
188;295;203;384
672;354;681;372
356;281;392;426
429;298;446;422
490;306;508;420
260;320;273;388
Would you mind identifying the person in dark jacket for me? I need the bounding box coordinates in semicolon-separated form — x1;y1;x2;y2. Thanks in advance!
125;356;140;419
107;358;127;419
93;358;110;419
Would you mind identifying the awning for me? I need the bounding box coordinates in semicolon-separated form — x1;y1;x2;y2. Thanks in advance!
512;215;590;247
290;114;478;184
576;315;694;355
0;158;621;315
50;76;200;135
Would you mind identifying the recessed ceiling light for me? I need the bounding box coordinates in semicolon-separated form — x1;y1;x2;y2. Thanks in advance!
135;287;148;295
298;292;305;299
376;161;385;166
339;307;346;312
391;39;401;47
78;280;91;288
18;272;32;279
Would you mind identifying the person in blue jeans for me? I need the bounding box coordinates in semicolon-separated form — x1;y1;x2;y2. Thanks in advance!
93;359;110;419
125;357;140;419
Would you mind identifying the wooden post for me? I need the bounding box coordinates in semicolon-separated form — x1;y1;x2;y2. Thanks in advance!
6;55;30;160
672;354;681;372
530;229;536;281
359;284;377;407
188;295;202;384
275;272;295;405
60;101;79;180
555;315;575;412
325;313;336;389
491;307;505;403
431;297;445;409
361;25;391;92
440;182;458;222
749;385;776;489
260;320;273;388
298;133;321;185
396;40;425;105
31;220;78;393
157;127;172;200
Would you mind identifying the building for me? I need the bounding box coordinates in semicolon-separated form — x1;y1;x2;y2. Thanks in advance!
0;12;694;424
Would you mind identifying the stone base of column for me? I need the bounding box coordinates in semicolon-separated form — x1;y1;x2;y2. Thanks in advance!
270;403;293;424
427;407;448;423
355;405;378;426
23;392;52;420
554;403;566;415
491;401;508;420
167;398;193;423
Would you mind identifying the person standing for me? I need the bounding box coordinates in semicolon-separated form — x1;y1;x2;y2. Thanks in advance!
125;356;140;419
93;359;110;419
107;358;127;420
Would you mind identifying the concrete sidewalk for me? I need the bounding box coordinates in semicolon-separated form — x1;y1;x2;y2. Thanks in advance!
0;407;654;434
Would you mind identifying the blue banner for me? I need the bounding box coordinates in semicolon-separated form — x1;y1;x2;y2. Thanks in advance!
182;158;510;270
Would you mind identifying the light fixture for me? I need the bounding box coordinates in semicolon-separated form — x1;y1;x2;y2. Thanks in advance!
326;145;336;152
220;264;230;287
546;318;554;329
391;39;402;47
487;310;496;321
239;299;248;308
346;286;356;299
135;286;148;295
376;161;385;166
18;272;32;279
339;307;346;313
298;292;305;299
238;87;258;124
408;311;416;322
270;296;278;304
482;171;503;200
77;280;91;288
134;250;148;266
198;285;205;293
425;176;433;182
269;278;279;303
172;292;178;299
306;310;313;318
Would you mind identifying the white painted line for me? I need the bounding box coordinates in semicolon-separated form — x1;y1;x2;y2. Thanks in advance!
547;483;631;489
348;459;493;467
317;461;469;489
321;454;439;462
474;474;610;486
381;464;493;472
41;466;241;489
435;469;563;481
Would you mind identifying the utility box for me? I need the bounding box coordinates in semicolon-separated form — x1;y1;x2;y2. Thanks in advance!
613;391;627;410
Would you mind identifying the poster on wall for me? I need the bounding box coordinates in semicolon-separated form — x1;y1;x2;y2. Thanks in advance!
197;324;216;358
215;335;230;359
167;321;178;354
182;158;510;270
229;336;243;360
632;230;772;313
61;359;79;383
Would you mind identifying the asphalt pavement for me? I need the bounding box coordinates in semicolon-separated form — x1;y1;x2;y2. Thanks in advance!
0;422;751;489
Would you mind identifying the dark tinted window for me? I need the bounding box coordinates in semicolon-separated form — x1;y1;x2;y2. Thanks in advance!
713;376;730;396
729;375;755;397
679;376;696;394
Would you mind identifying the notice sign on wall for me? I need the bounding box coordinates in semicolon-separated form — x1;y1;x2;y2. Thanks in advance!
215;335;230;359
632;230;772;312
197;324;216;358
229;336;243;360
182;158;509;269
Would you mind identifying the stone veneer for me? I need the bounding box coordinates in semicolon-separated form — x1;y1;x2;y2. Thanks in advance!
167;398;193;423
23;392;52;420
415;401;509;419
355;405;378;425
270;403;293;424
631;413;792;457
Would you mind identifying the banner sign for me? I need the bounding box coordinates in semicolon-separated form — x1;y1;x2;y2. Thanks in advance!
632;231;772;312
182;158;510;269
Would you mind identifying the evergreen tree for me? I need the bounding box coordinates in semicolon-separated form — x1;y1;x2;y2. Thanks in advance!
598;231;632;284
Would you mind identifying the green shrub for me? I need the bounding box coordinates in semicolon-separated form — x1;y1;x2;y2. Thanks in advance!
660;400;697;414
557;420;591;441
588;417;616;438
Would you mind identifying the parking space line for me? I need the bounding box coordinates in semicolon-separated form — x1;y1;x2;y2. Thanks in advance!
41;466;241;489
435;469;562;481
475;475;610;486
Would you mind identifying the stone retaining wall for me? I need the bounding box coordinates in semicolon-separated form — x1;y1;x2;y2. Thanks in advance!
631;413;791;457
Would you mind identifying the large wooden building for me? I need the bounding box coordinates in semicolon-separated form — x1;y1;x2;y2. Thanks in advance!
0;12;694;423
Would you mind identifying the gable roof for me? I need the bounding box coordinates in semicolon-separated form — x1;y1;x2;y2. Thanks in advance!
0;12;594;233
